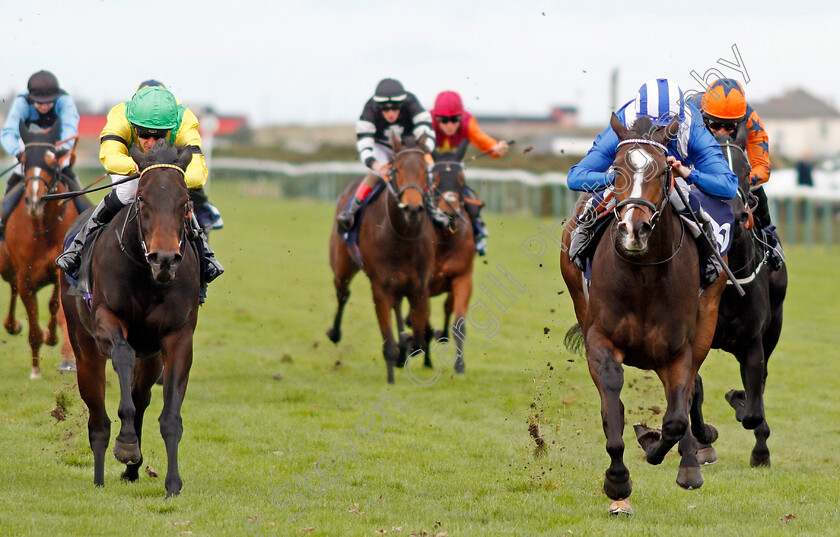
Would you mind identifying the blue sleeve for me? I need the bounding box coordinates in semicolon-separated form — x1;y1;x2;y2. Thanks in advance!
1;97;29;156
54;95;80;151
567;125;617;192
685;122;738;200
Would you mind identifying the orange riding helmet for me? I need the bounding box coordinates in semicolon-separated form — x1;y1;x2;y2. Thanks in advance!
701;78;747;120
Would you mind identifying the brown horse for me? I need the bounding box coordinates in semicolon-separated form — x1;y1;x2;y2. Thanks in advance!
327;136;435;383
0;121;80;378
707;126;787;467
560;114;727;514
60;142;199;498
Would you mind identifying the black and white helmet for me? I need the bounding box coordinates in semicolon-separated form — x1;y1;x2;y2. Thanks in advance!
373;78;407;105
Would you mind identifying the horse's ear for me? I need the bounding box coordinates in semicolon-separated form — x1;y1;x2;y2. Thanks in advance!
19;120;31;144
46;120;61;140
176;146;193;171
734;121;748;147
455;139;469;161
655;115;680;145
609;113;628;139
129;145;145;168
416;134;428;153
391;133;403;152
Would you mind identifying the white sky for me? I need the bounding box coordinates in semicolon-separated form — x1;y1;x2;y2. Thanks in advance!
3;0;840;127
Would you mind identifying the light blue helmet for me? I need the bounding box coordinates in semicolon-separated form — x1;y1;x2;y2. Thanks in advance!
634;78;684;126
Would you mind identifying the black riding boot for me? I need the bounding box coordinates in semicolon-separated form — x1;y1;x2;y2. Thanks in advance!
464;190;488;255
569;204;599;271
0;173;24;238
753;186;784;270
55;192;124;278
190;187;224;233
697;223;724;287
337;196;364;233
198;228;224;283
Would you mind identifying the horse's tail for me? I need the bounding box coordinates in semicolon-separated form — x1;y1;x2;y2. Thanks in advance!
563;323;585;356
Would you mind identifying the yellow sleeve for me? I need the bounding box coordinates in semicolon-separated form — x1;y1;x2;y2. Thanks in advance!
174;107;208;189
99;103;137;175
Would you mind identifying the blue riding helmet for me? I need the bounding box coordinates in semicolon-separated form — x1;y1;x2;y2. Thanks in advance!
634;78;685;126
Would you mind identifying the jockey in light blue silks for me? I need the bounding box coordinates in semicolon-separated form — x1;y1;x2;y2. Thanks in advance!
567;78;738;286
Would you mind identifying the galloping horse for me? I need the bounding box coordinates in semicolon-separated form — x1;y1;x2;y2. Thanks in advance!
0;121;81;378
708;125;787;467
60;142;200;498
327;136;435;383
560;114;727;514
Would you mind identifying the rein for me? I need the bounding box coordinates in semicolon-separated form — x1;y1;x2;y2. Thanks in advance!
384;148;428;208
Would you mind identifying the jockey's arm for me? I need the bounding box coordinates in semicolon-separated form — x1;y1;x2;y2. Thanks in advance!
99;104;138;176
567;126;617;192
685;123;738;200
408;107;436;153
1;96;29;157
744;109;771;187
54;95;80;153
466;117;501;156
173;108;208;189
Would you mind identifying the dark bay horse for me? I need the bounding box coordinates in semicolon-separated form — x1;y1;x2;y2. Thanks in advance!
707;126;787;467
327;136;435;383
560;114;727;514
0;121;80;378
60;142;199;498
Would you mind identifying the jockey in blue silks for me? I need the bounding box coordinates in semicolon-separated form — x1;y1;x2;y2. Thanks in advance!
567;78;738;286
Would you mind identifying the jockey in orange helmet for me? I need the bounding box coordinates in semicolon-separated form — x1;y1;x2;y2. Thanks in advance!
687;78;782;270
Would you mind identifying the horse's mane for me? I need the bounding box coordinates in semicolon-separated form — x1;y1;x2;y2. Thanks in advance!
630;116;659;138
135;141;184;170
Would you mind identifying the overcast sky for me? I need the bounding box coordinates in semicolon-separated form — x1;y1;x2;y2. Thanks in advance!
4;1;840;127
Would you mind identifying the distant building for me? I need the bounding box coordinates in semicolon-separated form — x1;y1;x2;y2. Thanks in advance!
472;105;579;141
754;88;840;160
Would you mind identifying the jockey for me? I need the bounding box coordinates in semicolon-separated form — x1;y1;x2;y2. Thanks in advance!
431;90;509;255
336;78;445;232
56;85;224;286
567;78;738;286
686;78;783;270
0;70;87;237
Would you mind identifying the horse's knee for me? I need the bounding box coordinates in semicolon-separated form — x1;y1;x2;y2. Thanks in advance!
383;340;399;363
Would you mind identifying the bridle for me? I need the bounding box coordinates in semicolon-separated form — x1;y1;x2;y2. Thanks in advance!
21;142;69;235
385;148;428;209
429;159;468;229
118;164;188;269
613;138;674;230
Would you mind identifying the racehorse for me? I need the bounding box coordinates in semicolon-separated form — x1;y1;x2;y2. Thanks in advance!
707;125;787;467
327;136;435;383
60;141;200;498
420;143;475;373
0;121;81;378
560;114;727;514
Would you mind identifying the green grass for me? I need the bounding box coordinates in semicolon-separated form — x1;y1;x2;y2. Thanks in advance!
1;180;839;536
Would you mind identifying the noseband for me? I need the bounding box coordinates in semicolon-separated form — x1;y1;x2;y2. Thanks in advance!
385;148;428;209
613;138;673;228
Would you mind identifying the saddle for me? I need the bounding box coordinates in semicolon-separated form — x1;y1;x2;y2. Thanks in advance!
339;183;385;268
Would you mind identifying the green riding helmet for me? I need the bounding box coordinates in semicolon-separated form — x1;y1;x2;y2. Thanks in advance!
126;86;178;134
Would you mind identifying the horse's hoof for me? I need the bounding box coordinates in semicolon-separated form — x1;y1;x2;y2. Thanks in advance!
725;389;747;422
697;446;718;466
325;327;341;344
29;367;42;380
57;360;77;373
608;499;633;515
432;329;445;341
121;467;140;482
5;320;21;335
676;466;703;490
113;440;142;465
750;454;771;468
44;329;58;346
165;490;181;500
604;475;632;500
633;423;661;449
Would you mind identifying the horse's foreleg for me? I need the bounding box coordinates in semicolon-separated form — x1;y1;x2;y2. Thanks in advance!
17;279;43;379
407;288;432;369
56;301;76;372
450;273;473;374
688;375;719;466
327;260;357;345
587;331;632;504
73;326;110;487
4;277;20;335
159;331;194;499
122;354;164;482
372;287;398;384
441;292;454;339
94;309;140;466
737;341;767;430
44;282;60;346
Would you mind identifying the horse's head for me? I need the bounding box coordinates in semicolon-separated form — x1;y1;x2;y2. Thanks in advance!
715;123;754;236
610;113;678;253
431;141;468;230
19;121;66;219
387;135;429;227
130;140;192;285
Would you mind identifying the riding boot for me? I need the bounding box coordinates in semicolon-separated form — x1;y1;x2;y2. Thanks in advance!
753;186;784;270
426;196;452;228
697;222;724;287
337;196;365;233
569;204;599;271
463;189;488;255
198;228;224;283
55;192;124;278
0;173;25;239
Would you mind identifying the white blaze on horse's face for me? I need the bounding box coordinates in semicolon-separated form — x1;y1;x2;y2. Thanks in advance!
621;148;653;225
